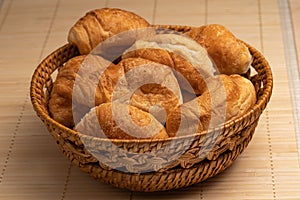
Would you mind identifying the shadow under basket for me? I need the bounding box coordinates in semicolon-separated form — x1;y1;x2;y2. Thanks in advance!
30;25;273;192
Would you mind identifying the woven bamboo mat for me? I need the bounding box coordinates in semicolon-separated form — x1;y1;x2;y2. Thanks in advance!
0;0;300;199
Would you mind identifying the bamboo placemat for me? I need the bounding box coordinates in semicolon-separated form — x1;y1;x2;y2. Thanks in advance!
0;0;300;199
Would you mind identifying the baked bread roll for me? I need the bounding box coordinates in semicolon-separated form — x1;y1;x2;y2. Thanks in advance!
49;55;87;127
73;55;126;107
49;55;125;127
186;24;252;75
75;103;169;139
166;74;256;137
68;8;150;55
122;33;214;95
114;57;182;124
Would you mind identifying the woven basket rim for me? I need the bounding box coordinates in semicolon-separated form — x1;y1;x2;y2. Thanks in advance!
30;25;273;144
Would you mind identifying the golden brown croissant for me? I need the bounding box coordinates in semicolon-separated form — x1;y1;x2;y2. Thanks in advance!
186;24;252;75
68;8;150;55
122;33;214;95
48;55;125;127
166;74;256;137
115;57;182;124
75;103;169;139
48;55;87;127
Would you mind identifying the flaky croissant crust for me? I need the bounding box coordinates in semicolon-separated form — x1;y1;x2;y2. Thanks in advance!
68;8;150;54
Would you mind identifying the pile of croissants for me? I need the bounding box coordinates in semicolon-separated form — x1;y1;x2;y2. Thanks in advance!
48;8;256;140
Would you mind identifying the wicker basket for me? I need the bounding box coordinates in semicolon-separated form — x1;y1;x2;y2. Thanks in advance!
30;25;273;192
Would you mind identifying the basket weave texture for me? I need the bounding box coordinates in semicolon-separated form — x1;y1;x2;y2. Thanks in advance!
30;25;273;192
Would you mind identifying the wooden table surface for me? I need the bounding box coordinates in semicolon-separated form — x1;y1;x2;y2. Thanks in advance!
0;0;300;199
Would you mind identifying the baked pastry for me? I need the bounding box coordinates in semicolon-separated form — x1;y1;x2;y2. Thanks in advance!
122;33;214;95
113;57;182;124
49;55;125;127
49;55;87;127
75;103;169;139
186;24;252;75
68;8;150;55
166;74;256;137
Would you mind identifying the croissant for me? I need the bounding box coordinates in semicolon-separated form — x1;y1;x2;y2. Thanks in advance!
48;55;87;127
48;55;125;127
68;8;150;55
166;74;256;137
75;103;169;139
186;24;252;75
122;33;214;95
115;57;182;124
